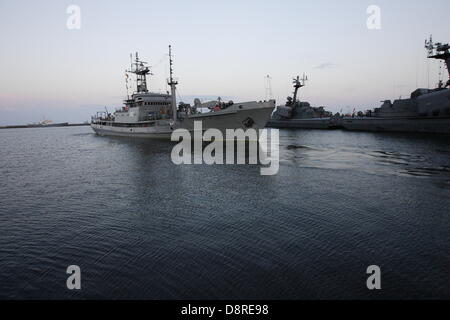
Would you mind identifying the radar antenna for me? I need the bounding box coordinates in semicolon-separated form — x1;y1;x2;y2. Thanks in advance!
425;35;450;88
425;35;434;56
292;73;308;105
126;52;152;93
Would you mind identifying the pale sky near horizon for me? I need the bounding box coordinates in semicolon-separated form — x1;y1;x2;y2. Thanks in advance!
0;0;449;124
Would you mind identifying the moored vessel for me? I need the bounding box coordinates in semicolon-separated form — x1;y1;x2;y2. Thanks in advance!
341;36;450;134
266;75;336;130
27;120;69;128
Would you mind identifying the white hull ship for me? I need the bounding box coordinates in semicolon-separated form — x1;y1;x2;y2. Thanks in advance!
27;119;69;128
91;47;275;139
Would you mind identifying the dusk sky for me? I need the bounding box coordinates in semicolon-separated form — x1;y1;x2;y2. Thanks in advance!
1;0;449;124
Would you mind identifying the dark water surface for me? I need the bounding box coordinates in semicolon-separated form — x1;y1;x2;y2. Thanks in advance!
0;126;449;299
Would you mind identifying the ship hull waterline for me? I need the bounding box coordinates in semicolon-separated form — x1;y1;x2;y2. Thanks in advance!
91;102;275;139
340;116;450;134
266;118;336;130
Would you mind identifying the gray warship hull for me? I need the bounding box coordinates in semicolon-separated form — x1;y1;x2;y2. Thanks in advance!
267;75;335;130
266;118;335;129
340;37;450;134
341;116;450;134
341;84;450;134
267;116;450;133
268;37;450;134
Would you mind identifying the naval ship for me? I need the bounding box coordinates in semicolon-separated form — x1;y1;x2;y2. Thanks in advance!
27;119;69;128
91;46;275;138
266;75;335;129
341;37;450;134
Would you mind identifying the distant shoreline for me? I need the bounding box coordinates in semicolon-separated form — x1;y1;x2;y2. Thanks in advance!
0;123;90;130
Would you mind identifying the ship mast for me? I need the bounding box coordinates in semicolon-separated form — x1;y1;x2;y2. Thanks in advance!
425;35;450;88
265;75;273;100
292;73;308;105
127;52;151;94
168;45;178;122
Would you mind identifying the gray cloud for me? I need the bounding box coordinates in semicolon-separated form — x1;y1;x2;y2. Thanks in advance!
315;62;336;69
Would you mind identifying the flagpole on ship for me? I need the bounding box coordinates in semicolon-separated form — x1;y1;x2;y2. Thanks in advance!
168;45;178;123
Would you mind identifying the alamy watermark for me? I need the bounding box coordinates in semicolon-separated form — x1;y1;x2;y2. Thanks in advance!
63;263;382;291
366;265;381;290
170;121;279;176
66;5;81;30
366;5;381;30
66;265;81;290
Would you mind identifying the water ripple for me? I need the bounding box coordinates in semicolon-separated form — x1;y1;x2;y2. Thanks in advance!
0;127;449;299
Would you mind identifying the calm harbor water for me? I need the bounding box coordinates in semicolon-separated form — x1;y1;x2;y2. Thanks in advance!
0;126;449;299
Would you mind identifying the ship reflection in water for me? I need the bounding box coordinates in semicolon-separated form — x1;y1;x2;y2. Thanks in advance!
282;130;450;182
0;126;449;299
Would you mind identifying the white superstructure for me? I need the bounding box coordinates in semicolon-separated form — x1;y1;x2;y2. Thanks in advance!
91;46;275;138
